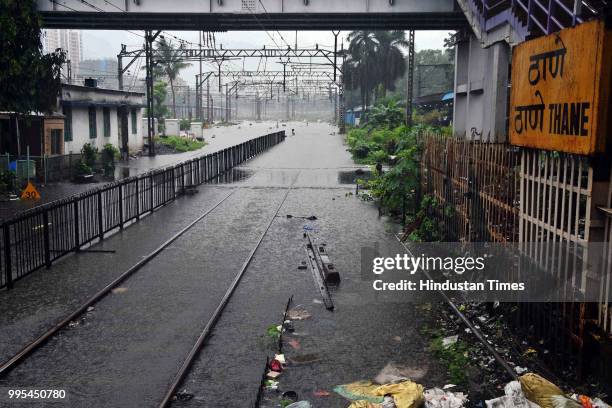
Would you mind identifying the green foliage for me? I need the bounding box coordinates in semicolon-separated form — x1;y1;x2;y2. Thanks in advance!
101;144;119;176
151;38;191;117
265;324;281;339
179;118;190;131
147;81;169;119
344;30;409;111
74;160;92;176
159;136;205;153
0;0;66;114
0;170;16;193
366;99;405;129
429;335;471;385
81;143;98;167
407;195;445;242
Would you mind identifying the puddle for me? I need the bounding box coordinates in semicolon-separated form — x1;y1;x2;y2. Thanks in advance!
209;167;254;184
337;169;373;184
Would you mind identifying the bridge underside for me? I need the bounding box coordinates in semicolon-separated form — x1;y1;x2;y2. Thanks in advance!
39;11;468;30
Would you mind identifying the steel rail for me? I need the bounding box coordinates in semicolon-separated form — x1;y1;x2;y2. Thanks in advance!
0;190;236;376
158;182;295;408
394;235;519;381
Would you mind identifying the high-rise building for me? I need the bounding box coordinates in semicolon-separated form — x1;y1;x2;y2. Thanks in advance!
42;29;83;80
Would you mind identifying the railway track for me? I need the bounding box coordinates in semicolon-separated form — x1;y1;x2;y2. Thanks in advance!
0;181;295;407
0;190;237;378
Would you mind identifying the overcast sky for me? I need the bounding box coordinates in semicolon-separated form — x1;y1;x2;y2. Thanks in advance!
81;30;452;85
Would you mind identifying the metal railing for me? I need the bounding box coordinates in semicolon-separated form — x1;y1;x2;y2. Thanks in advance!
0;131;285;289
465;0;605;41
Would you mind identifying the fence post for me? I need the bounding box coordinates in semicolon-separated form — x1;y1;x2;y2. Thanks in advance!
74;200;80;251
118;184;124;230
135;177;140;220
43;208;51;267
149;173;154;212
171;166;176;199
181;164;185;192
97;190;104;240
4;224;12;289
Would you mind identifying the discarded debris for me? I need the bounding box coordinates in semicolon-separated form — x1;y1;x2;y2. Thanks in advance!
519;373;563;408
86;306;95;312
266;324;282;339
335;380;424;408
274;354;286;364
269;359;283;372
313;390;331;397
111;287;128;294
424;388;468;408
374;363;428;384
266;370;281;379
514;366;529;375
287;308;312;321
286;402;312;408
442;335;459;348
486;380;540;408
174;390;194;401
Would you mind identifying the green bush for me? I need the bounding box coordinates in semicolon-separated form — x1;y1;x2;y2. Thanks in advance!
159;136;206;153
101;144;119;176
81;143;98;167
74;160;92;176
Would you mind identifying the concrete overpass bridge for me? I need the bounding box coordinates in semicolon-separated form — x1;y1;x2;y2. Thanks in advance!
36;0;468;30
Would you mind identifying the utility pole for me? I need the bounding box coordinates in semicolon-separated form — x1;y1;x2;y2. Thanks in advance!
145;30;161;156
206;78;211;123
406;30;415;128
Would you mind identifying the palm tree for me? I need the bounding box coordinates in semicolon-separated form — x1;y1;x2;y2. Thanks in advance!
152;37;191;118
345;30;378;113
374;31;409;98
344;30;410;113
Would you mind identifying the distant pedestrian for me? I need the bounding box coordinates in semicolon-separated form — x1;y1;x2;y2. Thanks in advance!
292;129;295;136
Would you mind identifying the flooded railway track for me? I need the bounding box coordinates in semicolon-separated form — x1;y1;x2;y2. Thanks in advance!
0;190;237;377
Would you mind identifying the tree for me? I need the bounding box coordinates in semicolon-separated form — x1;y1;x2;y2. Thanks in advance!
152;37;190;118
344;30;410;113
345;30;378;113
149;81;169;120
374;31;409;98
0;0;66;114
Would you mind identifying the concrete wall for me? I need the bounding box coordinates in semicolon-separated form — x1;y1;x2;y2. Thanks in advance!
61;84;144;154
165;119;179;137
453;34;510;142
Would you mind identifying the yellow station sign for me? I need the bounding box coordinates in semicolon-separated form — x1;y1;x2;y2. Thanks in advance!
509;20;612;155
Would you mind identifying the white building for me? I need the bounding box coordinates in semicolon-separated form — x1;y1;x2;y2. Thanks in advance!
60;83;145;156
43;29;83;78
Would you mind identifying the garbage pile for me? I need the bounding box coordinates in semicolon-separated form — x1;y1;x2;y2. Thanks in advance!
327;373;609;408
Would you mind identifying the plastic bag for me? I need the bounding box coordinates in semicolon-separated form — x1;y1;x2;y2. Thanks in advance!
519;373;564;408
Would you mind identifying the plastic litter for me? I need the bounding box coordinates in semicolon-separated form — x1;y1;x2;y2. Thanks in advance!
335;380;424;408
486;380;541;408
552;395;611;408
274;354;286;364
286;402;312;408
424;388;468;408
314;390;331;397
287;308;312;320
269;359;283;372
374;363;427;384
266;370;281;379
442;335;459;348
519;373;563;408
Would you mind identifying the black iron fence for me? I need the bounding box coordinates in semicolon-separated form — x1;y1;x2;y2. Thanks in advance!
0;131;285;289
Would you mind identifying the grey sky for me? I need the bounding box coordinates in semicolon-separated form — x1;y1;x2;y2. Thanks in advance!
81;30;452;85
